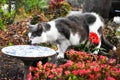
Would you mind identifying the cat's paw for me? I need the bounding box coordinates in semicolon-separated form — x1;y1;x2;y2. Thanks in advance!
92;51;99;55
57;54;64;59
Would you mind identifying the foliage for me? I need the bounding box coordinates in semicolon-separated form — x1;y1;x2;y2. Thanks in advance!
27;49;120;80
103;27;119;47
24;0;48;14
0;0;15;31
44;0;71;19
29;0;71;24
30;13;49;25
30;15;40;25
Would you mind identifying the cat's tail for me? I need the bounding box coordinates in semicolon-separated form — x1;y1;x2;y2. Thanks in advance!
101;35;116;52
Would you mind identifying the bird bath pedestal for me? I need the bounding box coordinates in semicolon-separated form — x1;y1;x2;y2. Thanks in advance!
1;45;56;80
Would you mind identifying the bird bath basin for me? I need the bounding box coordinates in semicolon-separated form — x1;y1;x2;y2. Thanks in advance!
1;45;56;80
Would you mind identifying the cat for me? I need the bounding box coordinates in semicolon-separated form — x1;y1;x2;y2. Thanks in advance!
28;12;116;59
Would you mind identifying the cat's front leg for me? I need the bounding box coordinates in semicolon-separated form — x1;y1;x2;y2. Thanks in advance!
56;44;64;58
56;40;71;59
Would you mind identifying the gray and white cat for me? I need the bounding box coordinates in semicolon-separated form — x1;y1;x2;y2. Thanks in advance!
28;12;116;58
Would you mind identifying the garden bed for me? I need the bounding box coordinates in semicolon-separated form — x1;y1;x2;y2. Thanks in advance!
0;15;120;80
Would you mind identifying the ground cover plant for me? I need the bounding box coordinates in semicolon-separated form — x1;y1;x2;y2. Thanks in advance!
27;49;120;80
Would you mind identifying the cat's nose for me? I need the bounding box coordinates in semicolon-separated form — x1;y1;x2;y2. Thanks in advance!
27;40;32;45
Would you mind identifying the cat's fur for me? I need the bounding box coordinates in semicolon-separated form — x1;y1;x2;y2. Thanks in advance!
28;12;116;58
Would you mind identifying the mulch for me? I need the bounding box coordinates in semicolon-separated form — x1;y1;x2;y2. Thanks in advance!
0;53;24;80
0;18;30;80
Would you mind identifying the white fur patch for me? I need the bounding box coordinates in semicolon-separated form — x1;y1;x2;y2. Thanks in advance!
89;13;104;33
28;32;32;38
70;32;80;45
30;32;47;44
47;21;61;41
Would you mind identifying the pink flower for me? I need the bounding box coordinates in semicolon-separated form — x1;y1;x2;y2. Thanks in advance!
108;59;116;65
89;74;95;80
105;76;115;80
29;66;35;72
64;60;73;67
45;70;51;76
96;73;101;78
72;70;78;75
27;72;32;80
57;67;63;73
99;55;107;62
37;61;42;68
105;72;110;77
93;67;100;72
64;70;70;76
34;67;39;71
34;72;39;78
66;49;75;55
100;64;107;68
75;62;84;69
48;74;54;79
56;68;63;76
78;69;84;75
84;69;91;74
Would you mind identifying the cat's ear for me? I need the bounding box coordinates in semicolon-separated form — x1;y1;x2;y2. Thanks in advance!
37;23;43;30
29;24;38;32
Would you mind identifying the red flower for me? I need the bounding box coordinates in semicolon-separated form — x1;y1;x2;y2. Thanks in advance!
89;32;100;44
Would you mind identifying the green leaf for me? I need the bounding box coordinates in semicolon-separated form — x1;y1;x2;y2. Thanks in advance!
0;0;6;4
8;42;13;46
0;8;3;13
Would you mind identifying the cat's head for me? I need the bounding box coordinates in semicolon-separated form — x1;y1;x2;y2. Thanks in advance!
28;23;47;45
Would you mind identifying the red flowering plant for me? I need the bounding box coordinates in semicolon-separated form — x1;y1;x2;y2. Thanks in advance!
44;0;71;19
89;32;100;45
73;32;104;53
27;49;120;80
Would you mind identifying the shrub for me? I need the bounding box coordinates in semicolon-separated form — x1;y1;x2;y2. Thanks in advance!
24;0;48;14
44;0;71;19
0;0;15;30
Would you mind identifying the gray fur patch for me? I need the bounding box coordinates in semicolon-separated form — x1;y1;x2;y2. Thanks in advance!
41;22;51;32
54;13;96;42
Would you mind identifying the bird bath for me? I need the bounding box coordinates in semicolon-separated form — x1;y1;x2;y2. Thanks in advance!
1;45;56;80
